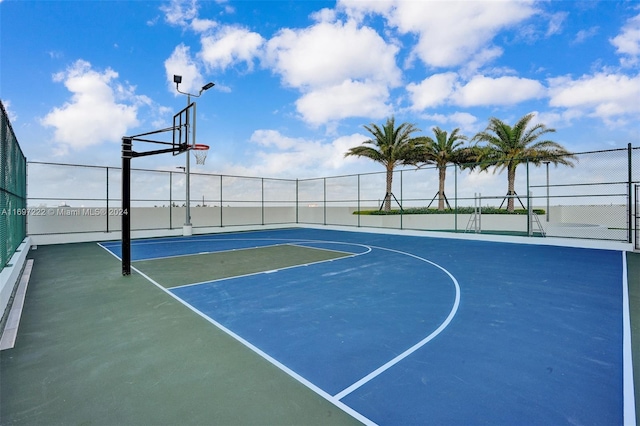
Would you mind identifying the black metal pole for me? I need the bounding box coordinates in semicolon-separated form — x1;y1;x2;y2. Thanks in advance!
106;167;110;232
122;137;132;276
628;143;633;244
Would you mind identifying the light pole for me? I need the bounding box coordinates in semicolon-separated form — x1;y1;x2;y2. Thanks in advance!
544;161;550;222
173;75;214;236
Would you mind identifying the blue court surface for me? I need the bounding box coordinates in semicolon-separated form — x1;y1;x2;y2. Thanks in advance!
101;227;629;425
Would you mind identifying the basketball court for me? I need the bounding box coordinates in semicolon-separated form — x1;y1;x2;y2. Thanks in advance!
101;227;631;425
1;76;637;425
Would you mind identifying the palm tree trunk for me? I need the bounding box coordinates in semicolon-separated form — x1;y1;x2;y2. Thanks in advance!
438;166;446;211
385;167;393;211
507;164;516;212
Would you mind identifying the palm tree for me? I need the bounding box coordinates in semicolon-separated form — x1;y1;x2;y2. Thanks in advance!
345;117;423;211
472;113;576;212
417;127;473;210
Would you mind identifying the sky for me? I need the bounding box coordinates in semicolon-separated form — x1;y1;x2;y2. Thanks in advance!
1;0;639;181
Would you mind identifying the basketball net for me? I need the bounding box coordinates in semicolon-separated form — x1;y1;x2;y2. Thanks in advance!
192;144;209;165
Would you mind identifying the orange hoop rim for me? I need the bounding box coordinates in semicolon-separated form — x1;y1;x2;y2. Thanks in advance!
192;143;209;150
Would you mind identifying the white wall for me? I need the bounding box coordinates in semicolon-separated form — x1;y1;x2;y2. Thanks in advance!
27;205;634;245
0;238;31;328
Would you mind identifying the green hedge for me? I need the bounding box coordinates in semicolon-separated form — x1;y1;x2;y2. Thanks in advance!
354;207;545;216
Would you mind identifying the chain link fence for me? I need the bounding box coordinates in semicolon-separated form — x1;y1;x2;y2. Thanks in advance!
636;184;639;249
27;145;638;246
0;101;27;267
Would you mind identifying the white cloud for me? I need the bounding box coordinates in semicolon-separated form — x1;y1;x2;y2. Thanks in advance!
310;7;337;23
263;19;400;126
250;129;301;150
407;73;458;110
448;112;479;131
160;0;198;28
191;17;217;33
408;73;545;110
573;26;599;45
264;20;400;90
199;26;264;71
461;46;504;76
342;0;538;68
337;0;394;22
421;112;479;134
329;133;371;169
1;99;17;123
296;80;391;126
548;72;640;124
544;11;568;37
240;130;370;178
420;111;484;136
41;60;139;151
453;75;546;107
164;44;204;94
160;0;217;33
610;13;640;66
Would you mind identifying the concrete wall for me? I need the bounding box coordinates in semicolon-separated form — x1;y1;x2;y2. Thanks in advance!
1;237;31;332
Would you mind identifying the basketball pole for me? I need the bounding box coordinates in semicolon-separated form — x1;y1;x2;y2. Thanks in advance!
184;93;192;236
122;137;132;275
120;104;206;276
174;76;214;237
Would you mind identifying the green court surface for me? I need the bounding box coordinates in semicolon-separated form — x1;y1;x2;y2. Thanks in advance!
628;250;640;425
0;242;362;425
133;244;351;288
1;234;639;425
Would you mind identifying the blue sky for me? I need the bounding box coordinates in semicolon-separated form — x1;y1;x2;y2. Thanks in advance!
1;0;639;180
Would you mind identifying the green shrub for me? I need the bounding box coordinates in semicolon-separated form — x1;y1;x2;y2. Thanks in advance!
354;207;545;215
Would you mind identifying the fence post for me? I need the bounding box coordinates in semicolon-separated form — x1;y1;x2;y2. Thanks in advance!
454;164;458;232
635;184;639;250
219;175;223;227
323;178;327;226
399;170;403;229
628;143;633;244
106;167;110;233
357;174;361;228
526;159;530;236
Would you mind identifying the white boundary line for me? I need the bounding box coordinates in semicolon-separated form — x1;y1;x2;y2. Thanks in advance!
102;230;632;422
169;245;371;290
623;252;637;426
129;255;378;426
333;245;461;400
100;237;460;412
98;239;378;425
131;241;294;262
307;224;634;252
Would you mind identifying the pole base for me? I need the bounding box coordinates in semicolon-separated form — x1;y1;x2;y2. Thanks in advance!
182;225;193;236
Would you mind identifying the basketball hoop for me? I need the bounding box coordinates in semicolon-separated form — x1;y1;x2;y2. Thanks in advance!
192;144;209;165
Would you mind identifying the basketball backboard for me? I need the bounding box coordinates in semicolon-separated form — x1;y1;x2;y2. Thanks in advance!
173;102;195;155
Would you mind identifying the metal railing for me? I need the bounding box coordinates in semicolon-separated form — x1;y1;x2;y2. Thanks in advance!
0;101;27;267
26;145;638;244
633;185;640;250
